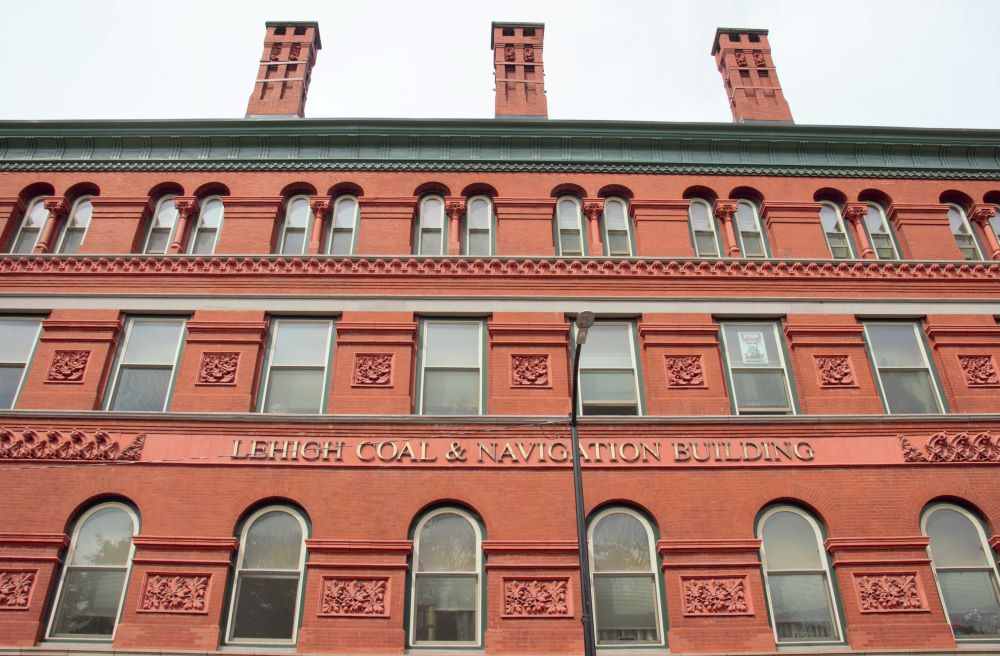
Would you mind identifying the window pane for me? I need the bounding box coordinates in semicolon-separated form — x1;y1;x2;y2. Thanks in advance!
593;513;651;571
26;200;49;227
60;229;85;254
468;198;489;229
733;370;790;411
330;230;353;255
424;323;479;367
200;199;223;228
742;233;765;257
594;576;658;644
231;574;298;641
948;207;969;236
422;198;444;228
286;198;311;228
420;229;442;255
560;230;582;255
689;201;711;229
413;576;477;643
867;325;925;367
605;201;627;230
724;325;781;367
153;198;177;229
607;231;630;256
12;228;40;253
422;369;480;415
418;513;477;572
864;205;887;234
0;365;25;409
50;569;126;637
271;322;330;366
190;228;217;254
122;321;183;365
334;197;357;228
71;507;134;566
264;368;325;413
243;511;303;569
280;228;305;255
580;325;632;368
820;205;840;232
110;367;172;411
736;202;757;231
768;573;838;642
70;200;93;228
938;571;1000;638
558;199;579;229
468;231;490;256
927;508;991;567
146;229;170;254
581;371;637;404
762;511;823;569
695;232;718;256
880;371;939;414
0;319;40;361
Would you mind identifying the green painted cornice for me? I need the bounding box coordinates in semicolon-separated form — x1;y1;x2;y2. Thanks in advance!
0;117;998;179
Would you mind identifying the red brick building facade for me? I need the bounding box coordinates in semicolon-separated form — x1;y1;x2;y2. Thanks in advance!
1;21;1000;656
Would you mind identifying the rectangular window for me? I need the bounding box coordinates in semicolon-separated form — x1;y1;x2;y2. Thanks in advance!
864;322;943;414
0;318;42;409
260;319;335;414
720;322;795;415
578;322;640;416
419;320;483;415
106;318;185;412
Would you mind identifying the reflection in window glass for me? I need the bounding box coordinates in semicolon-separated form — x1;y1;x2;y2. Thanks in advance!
417;196;445;255
689;199;719;257
864;323;942;414
556;197;584;256
107;318;185;411
0;318;41;409
189;198;224;255
603;198;632;256
329;196;358;255
145;196;178;254
862;204;898;259
10;198;49;254
420;322;482;415
947;205;983;261
279;196;312;255
261;319;333;414
735;201;766;258
720;322;794;414
464;196;492;256
57;197;93;254
578;323;639;416
820;204;854;259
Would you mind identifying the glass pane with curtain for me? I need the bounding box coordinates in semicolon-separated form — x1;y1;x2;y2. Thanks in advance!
819;205;840;233
724;325;781;367
12;201;48;252
594;575;658;643
424;323;479;368
0;365;25;409
231;574;299;640
110;367;172;411
762;511;823;569
689;201;711;229
880;370;939;413
264;368;325;413
271;322;329;367
867;325;924;367
422;369;479;415
242;511;302;569
71;507;134;566
736;202;757;232
330;229;353;255
0;319;39;362
50;569;127;637
926;508;991;567
413;576;477;642
122;321;183;365
863;205;888;235
768;573;838;641
938;571;1000;637
580;325;632;369
733;370;790;411
593;513;651;571
25;200;49;228
418;513;477;571
334;198;357;229
581;371;637;405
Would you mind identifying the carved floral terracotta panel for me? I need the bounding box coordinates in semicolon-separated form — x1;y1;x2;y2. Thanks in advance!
352;353;393;387
319;577;389;617
815;355;856;387
46;350;90;384
681;576;752;616
0;570;37;610
510;354;550;388
854;573;928;613
198;352;239;385
0;429;144;461
502;578;571;618
958;355;1000;387
138;573;210;614
899;431;1000;463
665;355;705;388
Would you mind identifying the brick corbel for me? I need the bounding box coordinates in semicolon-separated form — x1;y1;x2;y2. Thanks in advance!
843;202;876;259
714;199;741;257
968;203;1000;260
924;323;1000;349
131;535;238;568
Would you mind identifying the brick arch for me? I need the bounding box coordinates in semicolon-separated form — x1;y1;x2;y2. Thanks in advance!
597;184;634;200
729;186;764;205
232;497;313;537
753;497;831;536
550;183;588;198
62;182;100;203
983;190;1000;205
813;187;848;206
18;182;55;201
587;499;660;533
939;189;974;211
460;182;498;198
412;181;451;197
62;493;140;534
682;185;719;202
858;188;893;208
193;182;231;199
407;499;487;539
328;182;365;198
280;182;318;198
146;182;184;199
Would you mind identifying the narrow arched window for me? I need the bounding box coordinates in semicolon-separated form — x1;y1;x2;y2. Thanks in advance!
464;195;493;256
861;203;898;259
9;197;49;254
589;507;662;645
735;200;768;258
416;195;446;256
758;507;841;643
990;205;1000;247
946;204;983;261
820;203;854;259
227;506;307;644
47;502;138;639
278;195;312;255
144;196;179;254
55;197;93;254
328;195;359;255
188;197;224;255
602;198;633;256
410;508;482;646
555;196;584;256
923;504;1000;639
689;198;720;257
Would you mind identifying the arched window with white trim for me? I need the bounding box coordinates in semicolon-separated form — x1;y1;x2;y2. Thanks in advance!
946;204;983;261
143;196;179;254
589;507;663;645
409;507;482;646
758;506;841;643
688;198;720;257
923;503;1000;639
861;203;898;259
602;197;633;256
47;502;138;639
226;506;307;644
277;195;312;255
819;202;855;259
555;196;585;256
328;195;359;255
188;197;224;255
463;195;493;256
416;195;446;256
55;196;93;254
735;200;768;258
9;197;49;254
990;205;1000;249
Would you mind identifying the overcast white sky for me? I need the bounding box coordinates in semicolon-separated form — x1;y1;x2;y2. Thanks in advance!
2;0;998;128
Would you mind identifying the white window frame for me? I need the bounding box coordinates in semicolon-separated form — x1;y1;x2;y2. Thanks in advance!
463;195;493;257
327;195;359;256
946;203;984;261
990;205;1000;247
555;196;585;256
142;195;179;255
719;321;796;415
863;321;944;415
922;503;1000;642
819;201;856;259
9;196;49;254
734;199;769;258
0;317;42;410
575;320;642;417
601;197;633;257
689;198;721;257
588;506;664;647
259;318;335;414
277;195;312;256
408;507;483;648
46;502;138;641
187;196;224;255
416;195;446;256
861;203;899;260
104;317;186;412
225;505;308;646
53;196;93;255
417;319;484;416
758;506;842;645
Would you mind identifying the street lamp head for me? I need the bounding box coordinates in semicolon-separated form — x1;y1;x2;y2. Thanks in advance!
575;311;595;345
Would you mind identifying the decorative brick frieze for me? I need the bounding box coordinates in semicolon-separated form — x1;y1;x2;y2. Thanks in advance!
815;355;856;387
0;429;144;461
502;578;571;618
138;574;210;614
45;349;90;383
319;577;389;617
681;576;752;616
958;355;999;387
0;570;36;610
854;573;928;613
510;354;550;387
899;431;1000;463
352;353;393;387
197;352;239;385
665;355;705;388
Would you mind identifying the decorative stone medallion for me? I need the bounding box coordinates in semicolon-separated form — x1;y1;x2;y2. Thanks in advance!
958;355;999;387
815;355;856;387
665;355;705;388
854;573;927;613
198;352;239;385
681;576;752;616
0;570;36;609
511;354;550;388
46;350;90;384
319;577;389;617
502;578;570;617
352;353;393;387
139;574;210;614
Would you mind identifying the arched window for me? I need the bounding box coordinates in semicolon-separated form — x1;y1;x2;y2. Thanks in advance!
688;198;720;257
602;197;633;256
758;506;841;643
464;195;493;256
9;197;49;254
735;200;768;258
416;195;446;256
555;196;584;256
328;195;359;255
226;506;307;644
946;204;983;261
47;502;138;639
861;203;898;259
55;197;93;254
410;507;482;646
589;507;662;645
990;204;1000;247
188;197;224;255
819;203;855;259
143;196;179;254
922;503;1000;639
277;195;312;255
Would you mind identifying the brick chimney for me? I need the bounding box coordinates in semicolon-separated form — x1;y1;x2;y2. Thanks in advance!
492;22;547;118
711;28;793;123
246;21;322;118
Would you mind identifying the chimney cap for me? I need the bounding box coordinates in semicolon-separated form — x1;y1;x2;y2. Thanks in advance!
711;27;768;55
491;21;545;49
265;21;322;49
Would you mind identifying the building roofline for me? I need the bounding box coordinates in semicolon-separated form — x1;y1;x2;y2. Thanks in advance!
265;20;322;49
491;21;545;48
711;27;769;55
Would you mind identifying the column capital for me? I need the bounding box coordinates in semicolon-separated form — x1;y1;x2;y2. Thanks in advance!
42;197;68;219
173;196;200;219
582;199;604;221
713;199;737;222
969;203;997;225
842;202;868;225
309;198;331;216
444;198;466;219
